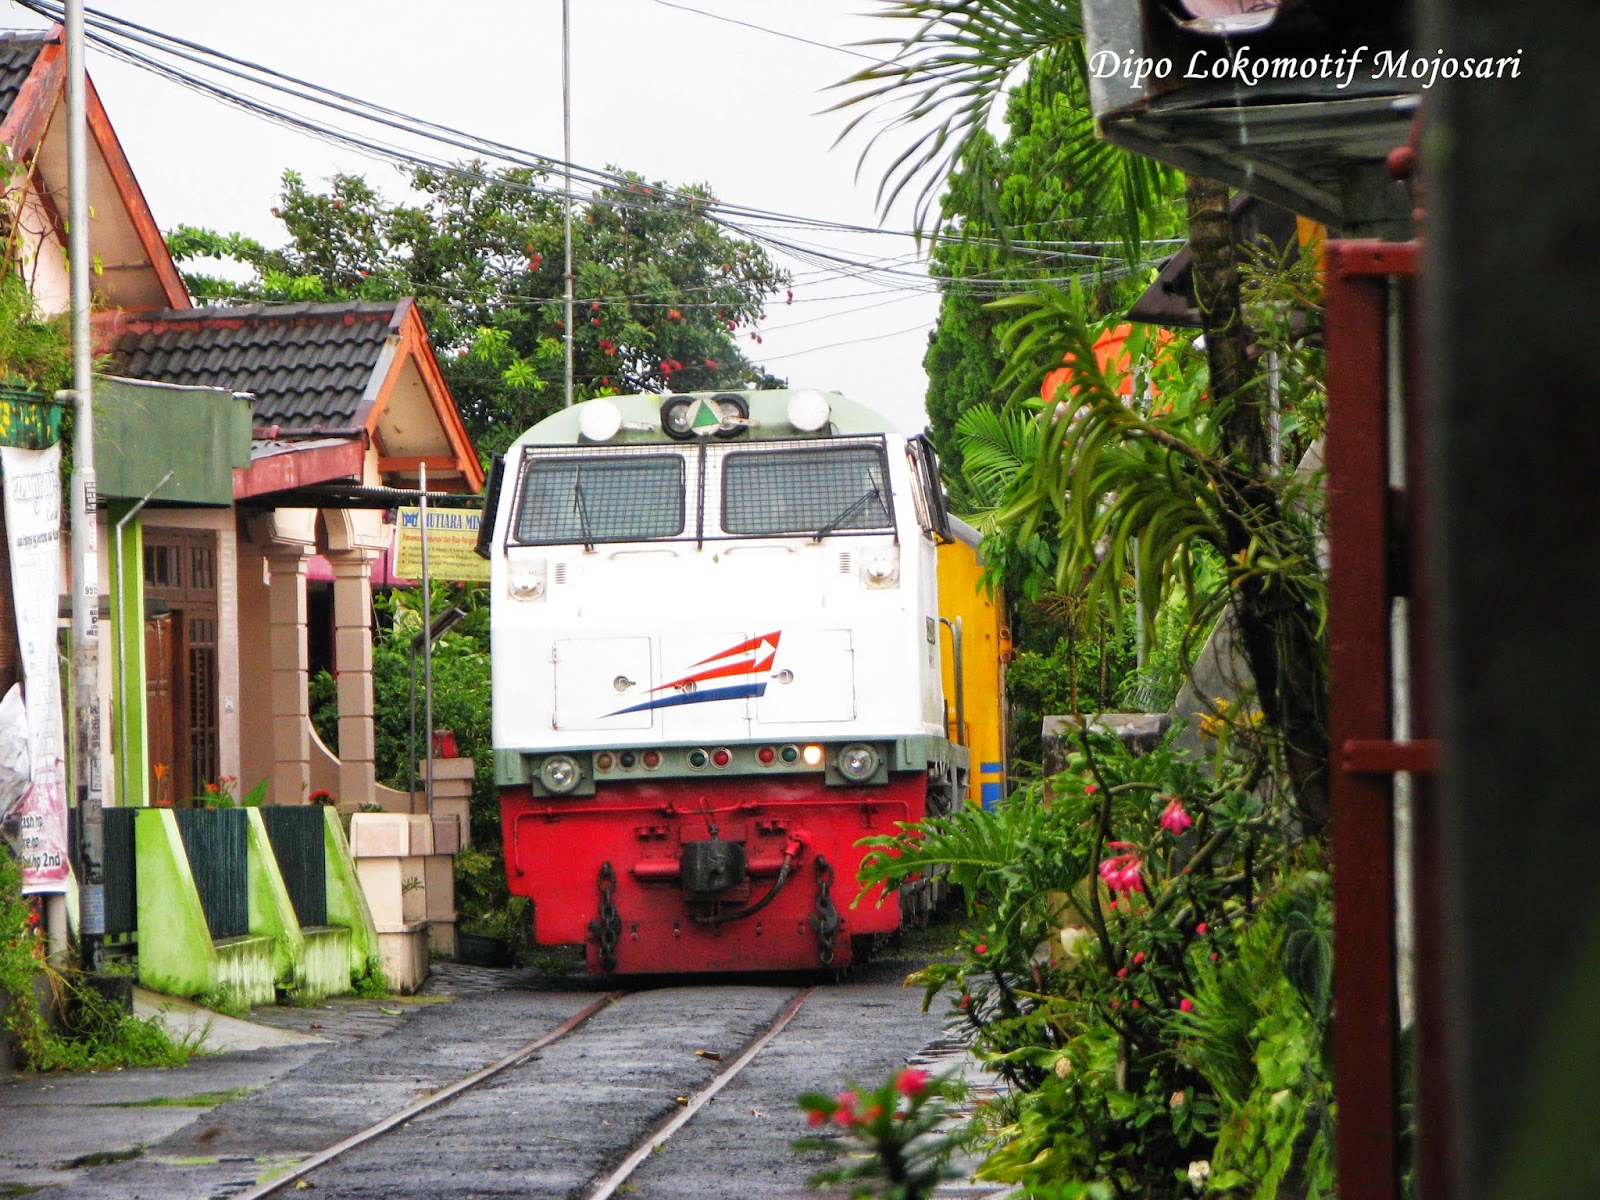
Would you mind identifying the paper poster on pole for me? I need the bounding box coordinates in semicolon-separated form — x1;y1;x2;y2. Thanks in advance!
394;506;488;583
1;444;70;892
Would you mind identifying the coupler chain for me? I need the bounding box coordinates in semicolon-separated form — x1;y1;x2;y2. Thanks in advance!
808;855;841;966
588;861;623;973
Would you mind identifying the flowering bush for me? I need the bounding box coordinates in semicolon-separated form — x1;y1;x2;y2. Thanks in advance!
795;1068;966;1200
845;718;1332;1198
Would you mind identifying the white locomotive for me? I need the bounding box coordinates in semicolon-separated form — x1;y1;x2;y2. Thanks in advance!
485;389;963;973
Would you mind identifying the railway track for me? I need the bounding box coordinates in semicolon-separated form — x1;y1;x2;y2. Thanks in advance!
234;986;816;1200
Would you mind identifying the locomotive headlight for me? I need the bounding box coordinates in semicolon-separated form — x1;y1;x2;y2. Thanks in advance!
861;548;900;589
507;560;547;601
786;389;831;432
539;754;581;794
577;398;623;442
838;743;880;781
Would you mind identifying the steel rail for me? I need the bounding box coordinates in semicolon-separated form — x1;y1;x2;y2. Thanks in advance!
583;987;814;1200
233;990;626;1200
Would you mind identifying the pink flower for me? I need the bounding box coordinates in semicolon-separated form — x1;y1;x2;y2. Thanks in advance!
1160;796;1193;835
1085;783;1099;795
1099;851;1146;895
1179;997;1195;1013
1132;952;1145;965
895;1068;931;1098
1116;967;1128;978
1196;922;1209;935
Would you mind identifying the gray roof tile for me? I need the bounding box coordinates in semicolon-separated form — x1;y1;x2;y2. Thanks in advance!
111;301;406;431
0;32;48;126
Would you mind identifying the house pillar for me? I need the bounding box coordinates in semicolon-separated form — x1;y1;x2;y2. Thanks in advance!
329;546;378;809
265;543;312;805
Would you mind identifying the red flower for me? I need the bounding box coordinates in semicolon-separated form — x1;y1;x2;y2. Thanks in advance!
1116;967;1127;978
1098;851;1144;894
667;308;683;320
973;942;987;956
1131;999;1141;1009
806;1109;827;1127
704;359;717;369
1132;951;1145;965
591;318;600;326
1160;796;1193;835
1196;922;1209;935
894;1068;930;1098
856;1104;883;1124
1179;997;1195;1013
1084;783;1098;795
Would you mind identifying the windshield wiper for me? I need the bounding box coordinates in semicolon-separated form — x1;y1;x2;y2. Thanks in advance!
573;475;595;551
813;485;881;542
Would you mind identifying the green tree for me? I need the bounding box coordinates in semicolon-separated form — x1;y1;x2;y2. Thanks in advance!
838;2;1328;824
922;67;1183;482
169;164;792;453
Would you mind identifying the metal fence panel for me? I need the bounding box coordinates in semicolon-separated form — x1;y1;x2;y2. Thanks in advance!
173;809;250;939
258;806;328;928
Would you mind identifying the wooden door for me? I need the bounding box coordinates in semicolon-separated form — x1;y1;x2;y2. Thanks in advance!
144;531;220;801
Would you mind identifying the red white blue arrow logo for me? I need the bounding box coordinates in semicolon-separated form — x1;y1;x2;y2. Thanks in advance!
606;632;781;716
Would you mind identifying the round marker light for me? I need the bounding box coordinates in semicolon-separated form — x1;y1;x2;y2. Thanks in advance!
711;748;732;768
687;749;709;769
577;398;623;442
540;755;581;794
757;746;776;765
594;752;615;772
642;750;661;769
780;745;799;764
619;751;636;769
862;551;900;588
786;388;831;432
838;743;879;782
801;744;824;767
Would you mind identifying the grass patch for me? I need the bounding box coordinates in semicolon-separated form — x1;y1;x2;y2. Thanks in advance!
254;1159;302;1186
0;1183;44;1197
104;1087;258;1108
61;1147;143;1169
162;1156;221;1166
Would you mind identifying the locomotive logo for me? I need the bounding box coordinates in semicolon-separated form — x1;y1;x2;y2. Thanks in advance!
606;631;782;716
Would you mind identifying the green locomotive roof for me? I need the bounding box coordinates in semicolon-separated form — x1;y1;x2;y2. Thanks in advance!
511;389;899;448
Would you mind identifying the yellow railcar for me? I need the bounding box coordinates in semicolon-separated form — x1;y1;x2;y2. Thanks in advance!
937;516;1010;809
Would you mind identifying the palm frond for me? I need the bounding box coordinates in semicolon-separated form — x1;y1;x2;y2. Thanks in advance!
829;1;1086;234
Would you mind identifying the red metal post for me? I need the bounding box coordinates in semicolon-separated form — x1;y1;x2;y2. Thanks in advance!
1324;238;1420;1200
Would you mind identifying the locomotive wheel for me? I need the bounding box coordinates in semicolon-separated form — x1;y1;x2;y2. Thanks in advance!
710;393;749;439
660;395;697;440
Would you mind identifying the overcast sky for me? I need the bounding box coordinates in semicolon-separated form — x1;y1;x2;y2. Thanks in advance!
7;0;952;434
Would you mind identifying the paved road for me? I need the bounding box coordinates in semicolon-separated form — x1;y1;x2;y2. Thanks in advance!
1;958;973;1200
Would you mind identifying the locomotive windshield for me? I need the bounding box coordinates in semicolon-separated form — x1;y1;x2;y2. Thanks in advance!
721;445;893;537
512;453;686;545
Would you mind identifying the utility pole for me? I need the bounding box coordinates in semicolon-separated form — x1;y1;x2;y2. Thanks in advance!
65;0;106;970
561;0;574;409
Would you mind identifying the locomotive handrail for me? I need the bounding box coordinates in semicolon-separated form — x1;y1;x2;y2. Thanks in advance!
940;615;966;747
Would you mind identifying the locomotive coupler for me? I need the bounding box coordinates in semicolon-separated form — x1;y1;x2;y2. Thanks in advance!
680;839;747;895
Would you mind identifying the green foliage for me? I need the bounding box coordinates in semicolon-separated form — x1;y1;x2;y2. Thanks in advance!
350;955;389;999
853;720;1329;1198
171;165;791;453
796;1068;968;1200
0;271;71;396
0;855;190;1071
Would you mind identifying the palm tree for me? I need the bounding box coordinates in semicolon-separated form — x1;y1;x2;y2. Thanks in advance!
836;0;1327;825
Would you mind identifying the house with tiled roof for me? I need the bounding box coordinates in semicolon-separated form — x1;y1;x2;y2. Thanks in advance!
0;24;481;823
100;299;482;812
